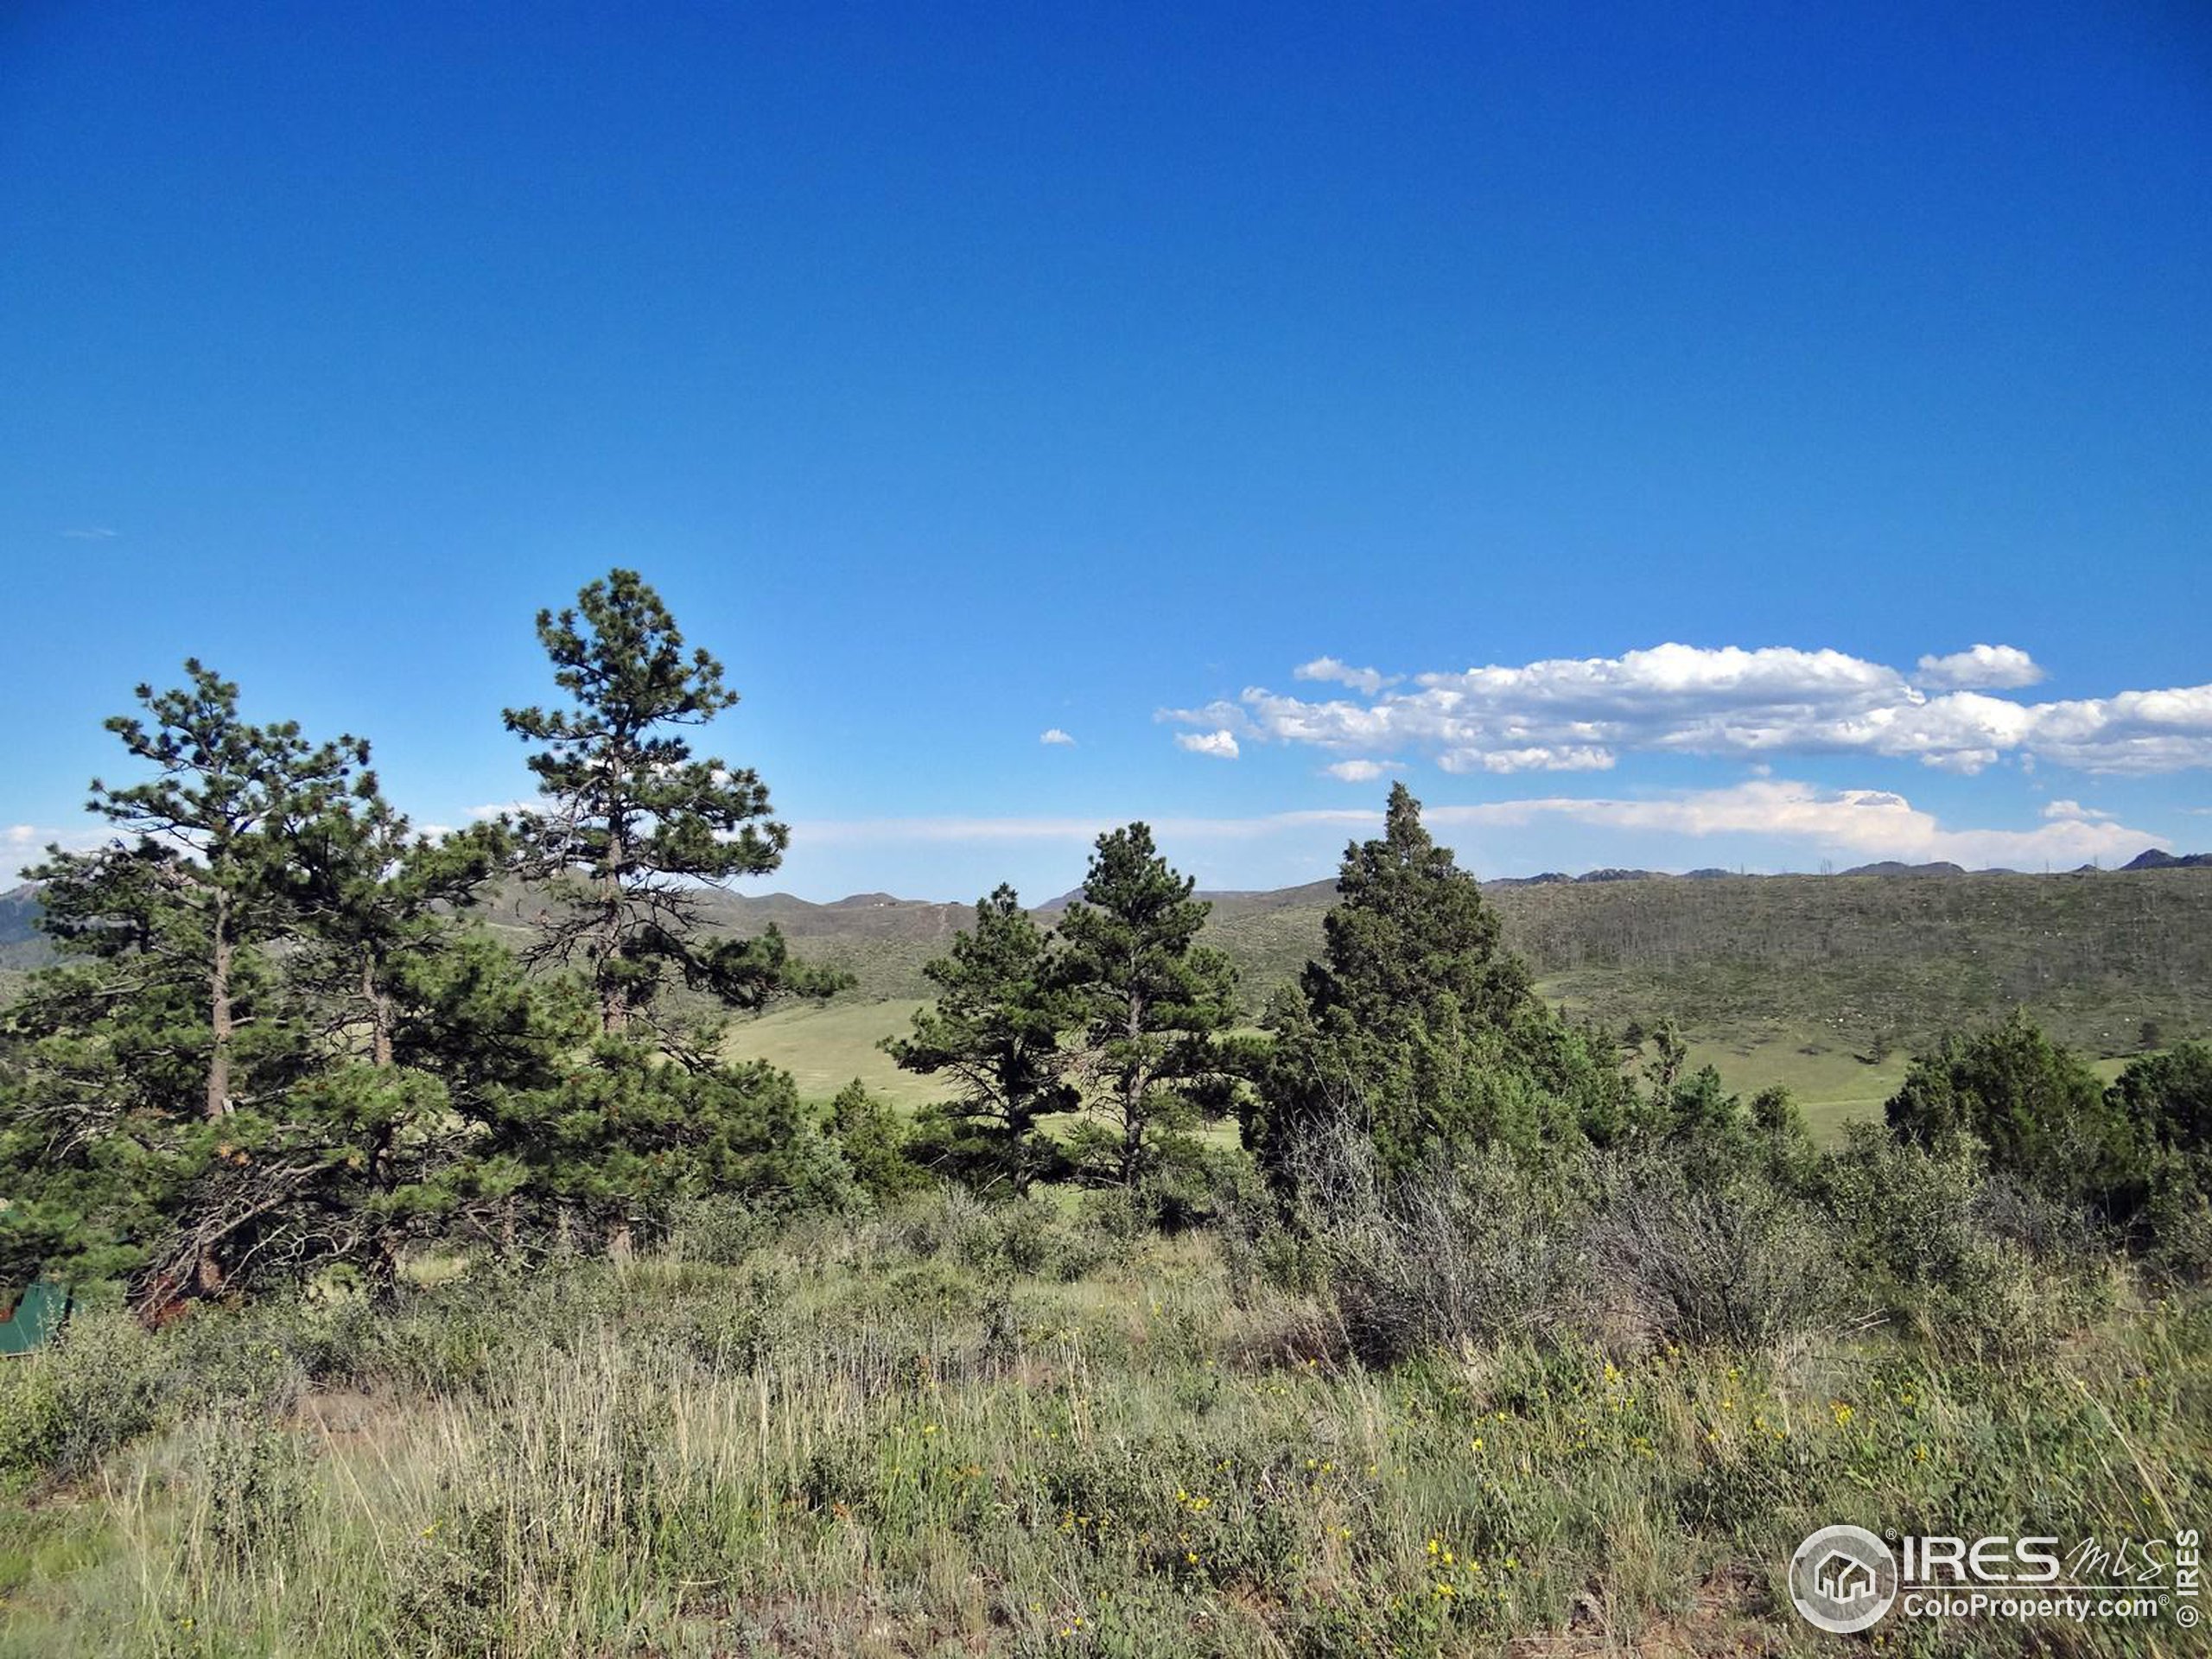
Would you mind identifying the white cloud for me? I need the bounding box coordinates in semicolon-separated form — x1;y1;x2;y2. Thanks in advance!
1916;644;2045;690
1438;745;1614;775
1294;656;1396;696
1164;643;2212;775
1175;729;1241;760
3;823;111;877
1039;728;1076;747
793;807;1372;847
2040;799;2113;823
1324;759;1396;783
790;779;2160;873
1418;779;2158;869
60;526;117;541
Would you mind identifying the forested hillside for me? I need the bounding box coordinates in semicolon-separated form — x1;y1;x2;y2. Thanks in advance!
683;867;2212;1056
10;575;2211;1659
13;866;2209;1058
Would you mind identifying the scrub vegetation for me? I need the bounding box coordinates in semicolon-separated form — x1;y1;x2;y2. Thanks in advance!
4;572;2209;1656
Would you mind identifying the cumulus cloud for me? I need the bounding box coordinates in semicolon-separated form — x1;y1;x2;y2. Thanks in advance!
1324;759;1396;783
1175;729;1241;760
2040;799;2113;823
1294;656;1396;696
1439;745;1614;775
1164;643;2212;776
3;823;111;875
793;808;1374;847
1421;780;2158;870
1916;644;2045;690
790;779;2160;873
1039;728;1076;747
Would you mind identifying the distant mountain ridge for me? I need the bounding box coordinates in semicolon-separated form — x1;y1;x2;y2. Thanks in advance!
9;861;2212;1054
1837;860;1967;878
0;883;47;970
2123;849;2212;871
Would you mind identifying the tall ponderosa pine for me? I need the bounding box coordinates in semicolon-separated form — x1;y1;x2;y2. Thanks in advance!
503;569;836;1046
883;885;1077;1194
501;570;848;1256
45;662;367;1122
3;664;368;1298
1057;825;1236;1187
1251;783;1629;1189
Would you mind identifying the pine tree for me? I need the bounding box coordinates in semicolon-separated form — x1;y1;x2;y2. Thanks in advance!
3;664;369;1299
279;786;563;1287
1885;1010;2138;1206
492;1046;850;1254
883;885;1077;1194
501;569;839;1049
1056;826;1236;1187
1251;783;1628;1189
43;661;366;1123
285;779;512;1065
827;1078;930;1203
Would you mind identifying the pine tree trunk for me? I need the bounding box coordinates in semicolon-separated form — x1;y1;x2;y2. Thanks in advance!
1120;988;1147;1186
598;869;623;1033
207;889;234;1121
376;1233;404;1296
372;1138;402;1294
600;821;629;1035
198;884;234;1290
364;956;395;1067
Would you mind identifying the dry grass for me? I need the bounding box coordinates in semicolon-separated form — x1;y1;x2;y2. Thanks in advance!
3;1203;2206;1657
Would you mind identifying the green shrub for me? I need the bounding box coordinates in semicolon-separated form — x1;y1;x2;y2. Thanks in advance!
1824;1125;2102;1365
0;1307;164;1486
175;1411;314;1570
1885;1012;2142;1212
1306;1141;1596;1364
826;1077;931;1204
661;1194;772;1266
1586;1157;1841;1349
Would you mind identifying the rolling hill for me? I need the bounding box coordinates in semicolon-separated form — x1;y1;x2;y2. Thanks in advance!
704;865;2212;1132
674;865;2212;1046
9;866;2209;1128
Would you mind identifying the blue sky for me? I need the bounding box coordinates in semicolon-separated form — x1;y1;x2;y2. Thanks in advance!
4;2;2209;900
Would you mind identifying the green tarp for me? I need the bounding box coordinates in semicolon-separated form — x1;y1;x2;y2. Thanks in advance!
0;1281;69;1355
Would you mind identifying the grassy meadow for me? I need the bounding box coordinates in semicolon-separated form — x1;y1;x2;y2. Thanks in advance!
725;1000;938;1110
715;868;2212;1144
726;1001;2144;1146
5;1193;2208;1658
10;850;2212;1657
